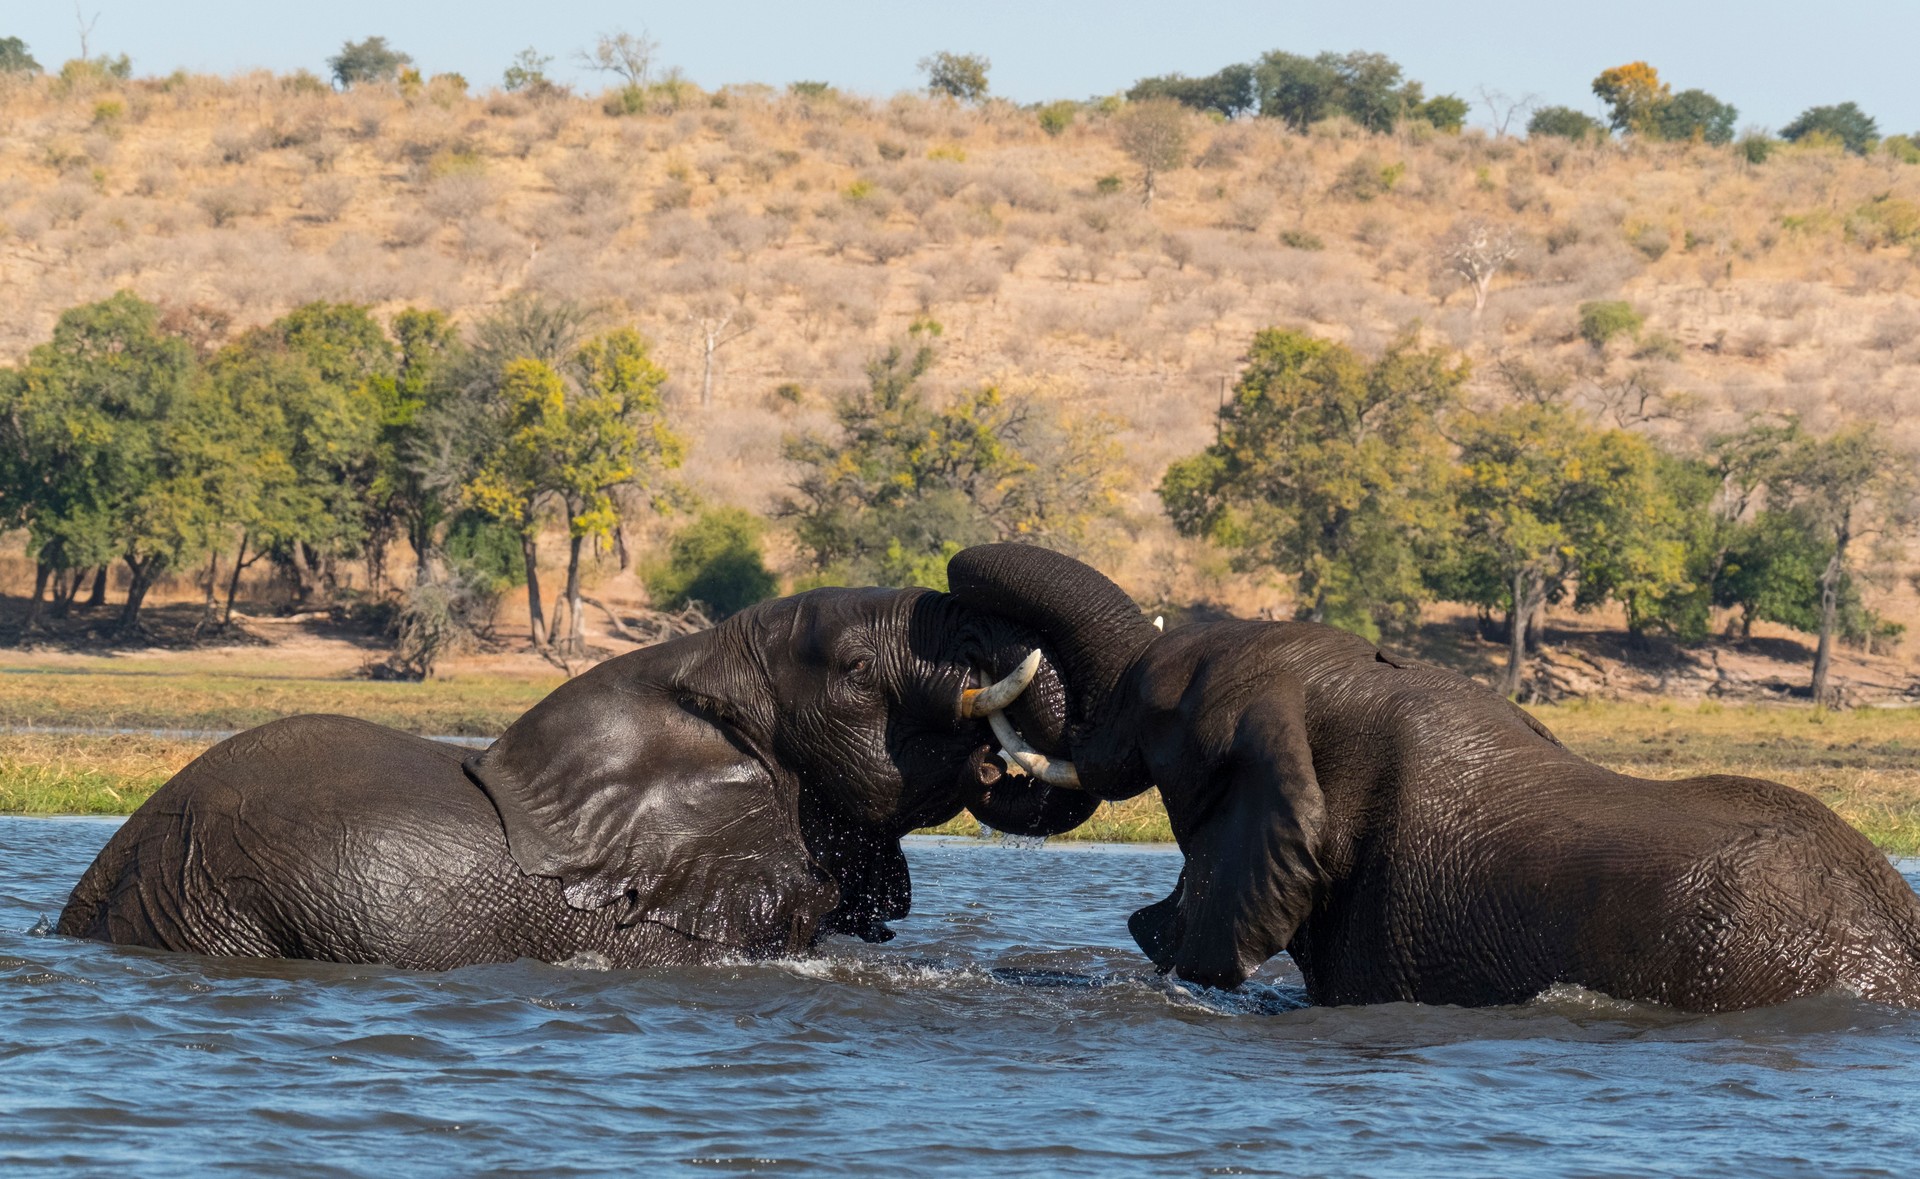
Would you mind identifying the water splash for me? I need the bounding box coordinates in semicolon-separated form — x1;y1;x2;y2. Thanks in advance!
974;822;1048;849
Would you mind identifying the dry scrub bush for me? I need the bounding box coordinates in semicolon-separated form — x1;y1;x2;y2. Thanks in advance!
421;172;496;223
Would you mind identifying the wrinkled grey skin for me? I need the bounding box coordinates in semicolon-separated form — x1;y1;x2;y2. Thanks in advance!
950;543;1920;1012
59;587;1093;970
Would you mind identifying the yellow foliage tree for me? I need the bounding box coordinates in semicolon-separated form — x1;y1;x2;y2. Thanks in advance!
1591;62;1670;134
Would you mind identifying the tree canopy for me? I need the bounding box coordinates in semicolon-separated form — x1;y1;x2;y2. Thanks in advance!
328;36;412;89
783;337;1121;589
1159;329;1467;641
1781;102;1880;155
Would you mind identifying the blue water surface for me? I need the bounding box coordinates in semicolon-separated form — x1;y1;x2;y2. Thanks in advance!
3;817;1918;1177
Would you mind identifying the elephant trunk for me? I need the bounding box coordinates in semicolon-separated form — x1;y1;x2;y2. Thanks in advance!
946;544;1158;740
959;745;1102;837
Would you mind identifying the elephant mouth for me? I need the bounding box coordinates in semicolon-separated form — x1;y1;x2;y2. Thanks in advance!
959;652;1083;790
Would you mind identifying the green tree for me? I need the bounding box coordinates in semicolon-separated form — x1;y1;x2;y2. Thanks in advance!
1159;329;1467;641
215;302;397;601
1252;51;1339;131
1127;64;1256;117
502;47;554;94
1436;404;1692;695
0;36;40;74
464;330;681;653
1413;94;1470;133
1764;424;1913;703
6;293;222;633
919;51;990;102
1651;89;1738;144
1253;49;1426;133
328;36;411;89
645;507;778;617
783;339;1122;588
361;308;465;580
1714;507;1832;637
1528;106;1606;142
1579;300;1643;348
1781;102;1879;155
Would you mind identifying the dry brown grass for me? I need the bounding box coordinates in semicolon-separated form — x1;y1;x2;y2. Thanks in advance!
2;73;1920;632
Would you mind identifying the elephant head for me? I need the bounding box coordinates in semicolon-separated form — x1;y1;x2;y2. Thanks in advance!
466;585;1099;952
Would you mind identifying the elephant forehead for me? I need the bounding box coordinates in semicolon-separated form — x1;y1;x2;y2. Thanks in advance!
779;587;925;659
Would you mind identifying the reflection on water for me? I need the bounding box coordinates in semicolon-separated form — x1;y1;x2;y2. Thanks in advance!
4;819;1919;1176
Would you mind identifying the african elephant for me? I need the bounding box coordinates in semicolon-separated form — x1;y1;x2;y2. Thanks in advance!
59;586;1094;970
950;543;1920;1012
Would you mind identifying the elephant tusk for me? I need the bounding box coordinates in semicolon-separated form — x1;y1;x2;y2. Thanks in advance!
959;649;1041;718
987;709;1083;789
1152;615;1164;632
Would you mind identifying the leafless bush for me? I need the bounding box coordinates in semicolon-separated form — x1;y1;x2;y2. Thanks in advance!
545;155;628;215
195;183;266;228
1055;245;1109;284
986;167;1058;212
998;234;1033;274
920;252;1003;302
132;166;175;198
458;218;527;274
647;210;723;261
211;127;268;165
708;201;784;256
386;212;439;248
1866;310;1918;352
1219;190;1273;233
1194;131;1246;171
652;179;694;211
857;224;925;264
422;172;496;223
41;184;96;227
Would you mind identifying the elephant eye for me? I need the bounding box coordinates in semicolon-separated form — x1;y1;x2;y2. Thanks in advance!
844;655;875;684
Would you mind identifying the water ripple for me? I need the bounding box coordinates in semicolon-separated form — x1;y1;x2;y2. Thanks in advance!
3;817;1920;1175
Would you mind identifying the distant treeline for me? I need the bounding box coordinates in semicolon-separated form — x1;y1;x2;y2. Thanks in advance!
1157;328;1914;704
2;28;1909;163
0;295;1118;674
1125;53;1908;161
0;292;685;659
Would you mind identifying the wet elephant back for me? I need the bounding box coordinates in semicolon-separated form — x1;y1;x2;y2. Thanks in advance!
58;716;717;970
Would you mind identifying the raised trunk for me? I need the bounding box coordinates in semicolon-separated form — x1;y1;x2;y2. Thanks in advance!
521;529;547;649
946;543;1160;759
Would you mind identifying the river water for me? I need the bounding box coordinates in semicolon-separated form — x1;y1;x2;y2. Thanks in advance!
4;817;1919;1176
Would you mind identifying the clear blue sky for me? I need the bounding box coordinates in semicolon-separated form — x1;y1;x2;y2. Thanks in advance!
10;1;1917;134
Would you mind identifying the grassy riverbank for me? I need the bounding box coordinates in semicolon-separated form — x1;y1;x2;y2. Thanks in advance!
2;662;1918;854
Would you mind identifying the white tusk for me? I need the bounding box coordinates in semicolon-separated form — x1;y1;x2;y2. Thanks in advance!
987;709;1083;789
1152;615;1164;632
959;649;1041;718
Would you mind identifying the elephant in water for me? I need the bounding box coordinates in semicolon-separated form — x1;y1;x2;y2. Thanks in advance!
949;543;1920;1012
59;586;1095;970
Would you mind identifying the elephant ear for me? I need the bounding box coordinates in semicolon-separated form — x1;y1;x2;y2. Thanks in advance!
466;668;838;950
1130;677;1326;990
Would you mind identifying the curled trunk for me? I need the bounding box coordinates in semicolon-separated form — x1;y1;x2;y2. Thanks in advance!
947;544;1158;733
